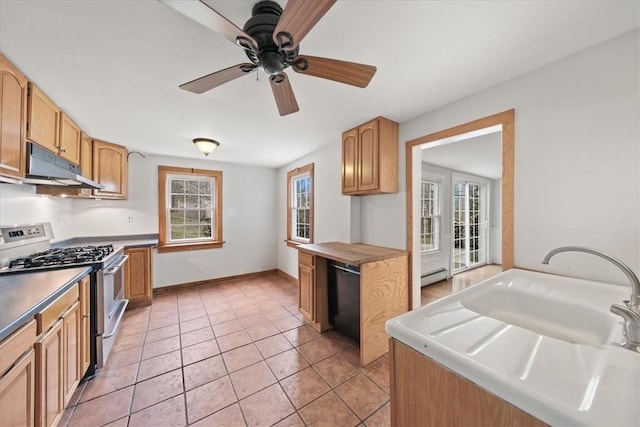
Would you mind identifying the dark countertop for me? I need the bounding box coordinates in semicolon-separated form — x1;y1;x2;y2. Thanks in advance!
0;267;92;341
297;242;408;265
53;234;158;250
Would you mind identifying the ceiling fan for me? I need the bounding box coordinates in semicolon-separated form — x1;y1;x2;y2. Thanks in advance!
161;0;377;116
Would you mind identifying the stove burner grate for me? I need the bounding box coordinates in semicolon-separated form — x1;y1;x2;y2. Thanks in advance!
8;244;114;269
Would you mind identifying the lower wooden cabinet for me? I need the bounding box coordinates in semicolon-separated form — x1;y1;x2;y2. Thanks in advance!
390;339;546;426
35;320;64;427
61;302;80;407
79;277;91;376
124;247;153;307
298;252;315;323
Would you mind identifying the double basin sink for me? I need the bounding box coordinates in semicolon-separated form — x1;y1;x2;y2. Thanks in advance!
386;268;640;426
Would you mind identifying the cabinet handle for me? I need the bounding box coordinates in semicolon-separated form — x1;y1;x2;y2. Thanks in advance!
60;148;67;153
82;314;90;319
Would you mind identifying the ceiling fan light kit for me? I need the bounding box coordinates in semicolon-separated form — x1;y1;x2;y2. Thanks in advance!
193;138;220;156
161;0;377;116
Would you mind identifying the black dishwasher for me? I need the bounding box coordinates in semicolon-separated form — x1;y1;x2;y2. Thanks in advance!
327;261;361;342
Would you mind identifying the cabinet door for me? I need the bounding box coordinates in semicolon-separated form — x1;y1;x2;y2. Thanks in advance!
79;277;91;377
79;133;92;179
35;320;64;427
58;113;81;165
298;264;315;321
62;302;80;407
0;349;35;427
341;128;358;194
124;247;153;306
92;139;128;199
357;119;379;192
27;83;60;154
0;54;27;178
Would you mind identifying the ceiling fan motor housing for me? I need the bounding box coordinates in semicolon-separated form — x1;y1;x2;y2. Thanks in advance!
243;0;299;75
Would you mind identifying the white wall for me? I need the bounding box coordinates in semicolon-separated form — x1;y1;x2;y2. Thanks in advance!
276;143;359;278
0;153;279;288
367;29;640;307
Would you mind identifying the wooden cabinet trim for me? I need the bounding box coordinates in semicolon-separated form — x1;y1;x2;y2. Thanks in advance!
35;319;64;427
0;348;35;427
35;284;79;335
0;319;37;377
0;53;28;179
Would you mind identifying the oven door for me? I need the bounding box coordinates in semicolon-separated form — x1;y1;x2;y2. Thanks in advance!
96;254;129;367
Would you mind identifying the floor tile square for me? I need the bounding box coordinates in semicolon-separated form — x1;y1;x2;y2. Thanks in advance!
129;394;186;427
131;369;184;413
147;313;179;330
233;303;262;318
265;348;309;380
297;336;340;364
222;344;263;373
230;360;277;399
182;338;220;365
246;322;280;341
180;316;211;334
363;355;390;393
111;332;145;353
274;412;305;427
313;353;359;388
335;374;389;420
80;362;138;402
137;350;182;382
68;386;134;427
255;334;293;359
208;309;237;325
217;330;253;353
280;367;330;409
185;376;237;424
105;345;142;369
212;319;244;337
298;391;359;427
238;314;270;329
142;335;181;360
144;324;180;344
365;401;390;427
183;355;227;391
190;403;245;427
272;315;304;332
181;326;214;347
282;325;320;347
239;384;294;427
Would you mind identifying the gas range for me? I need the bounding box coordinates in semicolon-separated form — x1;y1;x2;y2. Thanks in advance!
6;244;116;270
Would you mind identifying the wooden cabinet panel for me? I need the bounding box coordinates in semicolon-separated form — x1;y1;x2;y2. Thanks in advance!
62;302;80;407
27;83;60;154
35;320;64;427
124;247;153;307
357;120;379;192
92;139;128;199
79;277;91;376
0;54;27;178
79;133;92;179
390;339;546;427
298;263;314;322
341;128;358;194
0;349;36;427
341;117;398;195
58;113;81;165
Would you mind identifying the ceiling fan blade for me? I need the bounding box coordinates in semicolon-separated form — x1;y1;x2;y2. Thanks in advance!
292;55;377;88
270;73;299;116
273;0;336;50
161;0;258;50
180;64;256;94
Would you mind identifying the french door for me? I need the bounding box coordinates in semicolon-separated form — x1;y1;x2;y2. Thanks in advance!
452;180;487;273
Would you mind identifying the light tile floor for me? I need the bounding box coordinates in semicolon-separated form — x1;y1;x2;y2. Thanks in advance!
420;264;503;306
62;273;391;427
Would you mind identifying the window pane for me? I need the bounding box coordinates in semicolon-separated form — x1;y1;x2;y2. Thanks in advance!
170;210;184;225
171;195;184;209
184;225;199;238
199;196;211;208
171;179;184;193
200;224;212;238
199;180;211;194
186;195;199;208
171;225;185;240
184;180;198;194
185;210;199;224
199;210;212;224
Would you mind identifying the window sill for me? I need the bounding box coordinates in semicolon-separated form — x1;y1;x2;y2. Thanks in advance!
285;239;310;248
158;241;225;253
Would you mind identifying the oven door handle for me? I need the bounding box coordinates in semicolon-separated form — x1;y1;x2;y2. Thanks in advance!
104;255;129;275
102;299;129;339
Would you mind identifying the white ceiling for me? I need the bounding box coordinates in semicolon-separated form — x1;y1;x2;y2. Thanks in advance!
1;1;638;168
421;131;502;180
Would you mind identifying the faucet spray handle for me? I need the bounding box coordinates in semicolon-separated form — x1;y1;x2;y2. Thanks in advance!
610;303;640;352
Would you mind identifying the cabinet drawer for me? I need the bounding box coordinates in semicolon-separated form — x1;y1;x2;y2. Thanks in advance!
36;284;79;334
299;252;314;268
0;319;37;377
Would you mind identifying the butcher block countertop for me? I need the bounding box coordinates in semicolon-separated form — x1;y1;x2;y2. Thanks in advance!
297;242;407;265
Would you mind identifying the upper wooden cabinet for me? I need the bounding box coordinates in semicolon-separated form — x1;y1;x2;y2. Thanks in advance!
124;247;153;307
92;139;128;199
27;83;60;154
0;54;28;179
341;117;399;195
79;133;92;179
58;113;81;165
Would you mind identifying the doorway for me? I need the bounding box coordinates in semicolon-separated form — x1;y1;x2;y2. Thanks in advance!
406;110;515;310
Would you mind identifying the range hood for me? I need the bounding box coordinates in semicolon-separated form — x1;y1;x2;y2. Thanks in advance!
24;143;104;189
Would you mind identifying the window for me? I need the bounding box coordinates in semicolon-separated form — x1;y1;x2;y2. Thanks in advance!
286;163;314;247
420;180;440;252
158;166;223;252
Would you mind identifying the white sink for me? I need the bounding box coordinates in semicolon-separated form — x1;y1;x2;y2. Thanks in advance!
386;268;640;426
459;283;617;347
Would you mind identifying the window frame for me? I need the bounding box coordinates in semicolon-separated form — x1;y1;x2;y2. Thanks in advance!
286;163;314;248
158;165;223;253
420;179;441;253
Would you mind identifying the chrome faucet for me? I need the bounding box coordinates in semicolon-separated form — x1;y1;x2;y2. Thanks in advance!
542;246;640;352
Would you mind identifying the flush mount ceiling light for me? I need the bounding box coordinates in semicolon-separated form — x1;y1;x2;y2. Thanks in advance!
193;138;220;156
